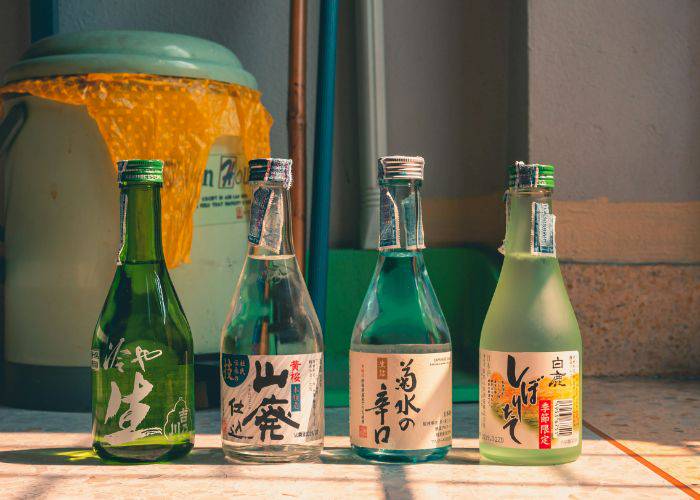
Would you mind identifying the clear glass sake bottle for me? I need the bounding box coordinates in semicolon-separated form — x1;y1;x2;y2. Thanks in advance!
92;159;195;463
350;156;452;463
479;162;582;465
220;158;324;463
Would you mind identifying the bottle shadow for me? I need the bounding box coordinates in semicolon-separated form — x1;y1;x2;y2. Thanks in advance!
0;446;484;466
0;448;106;466
320;447;482;465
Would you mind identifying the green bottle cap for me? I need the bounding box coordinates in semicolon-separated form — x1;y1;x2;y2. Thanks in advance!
507;161;555;189
117;159;164;186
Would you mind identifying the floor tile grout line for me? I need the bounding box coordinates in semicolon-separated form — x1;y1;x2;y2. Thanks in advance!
583;419;699;499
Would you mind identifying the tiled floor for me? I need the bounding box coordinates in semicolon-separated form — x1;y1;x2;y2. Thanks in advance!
584;377;700;494
0;377;696;499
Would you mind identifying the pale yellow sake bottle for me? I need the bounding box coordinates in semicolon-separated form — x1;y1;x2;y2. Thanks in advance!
479;162;582;465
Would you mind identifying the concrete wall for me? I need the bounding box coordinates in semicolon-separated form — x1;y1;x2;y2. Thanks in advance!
378;0;700;375
7;0;698;248
19;0;514;249
54;0;513;250
1;1;697;375
524;1;700;265
56;0;368;248
383;0;509;200
327;0;513;246
57;0;318;168
529;0;700;203
523;0;700;376
0;1;28;78
380;0;511;249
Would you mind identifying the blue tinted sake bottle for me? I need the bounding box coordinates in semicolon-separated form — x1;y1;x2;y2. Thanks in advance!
350;156;452;463
479;162;582;465
220;158;324;463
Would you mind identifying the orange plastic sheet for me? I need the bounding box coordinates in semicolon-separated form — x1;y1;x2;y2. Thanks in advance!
0;73;272;267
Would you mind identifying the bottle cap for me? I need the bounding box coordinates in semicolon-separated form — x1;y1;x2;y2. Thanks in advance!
117;159;164;186
378;155;424;181
508;161;555;189
248;158;293;189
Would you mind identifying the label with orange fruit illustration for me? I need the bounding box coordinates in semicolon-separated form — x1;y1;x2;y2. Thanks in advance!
479;350;580;449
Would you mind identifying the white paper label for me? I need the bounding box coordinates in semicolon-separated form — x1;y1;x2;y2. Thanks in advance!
248;186;283;253
221;353;324;445
402;192;425;251
350;349;452;450
378;187;400;250
531;202;556;256
480;349;580;450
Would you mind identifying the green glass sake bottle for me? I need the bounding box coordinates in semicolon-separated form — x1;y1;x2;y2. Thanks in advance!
350;156;452;463
479;162;582;465
91;159;195;463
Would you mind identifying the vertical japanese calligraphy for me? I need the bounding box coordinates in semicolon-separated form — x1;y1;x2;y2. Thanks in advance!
479;350;580;450
221;353;324;446
97;338;191;447
350;350;452;451
395;359;421;432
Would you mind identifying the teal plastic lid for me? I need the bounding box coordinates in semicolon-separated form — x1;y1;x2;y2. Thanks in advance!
4;30;257;88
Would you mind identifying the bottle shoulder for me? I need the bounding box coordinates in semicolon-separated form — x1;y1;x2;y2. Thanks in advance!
220;255;323;355
94;264;192;348
351;252;450;347
480;255;581;352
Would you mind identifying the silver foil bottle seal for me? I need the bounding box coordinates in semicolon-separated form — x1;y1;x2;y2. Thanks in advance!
247;158;293;253
377;155;426;251
248;158;293;190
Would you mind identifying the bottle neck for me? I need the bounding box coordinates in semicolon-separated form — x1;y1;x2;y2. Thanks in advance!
378;180;425;253
118;184;165;264
503;187;555;256
247;185;295;257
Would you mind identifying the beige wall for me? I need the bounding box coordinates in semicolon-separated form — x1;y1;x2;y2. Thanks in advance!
61;0;700;377
524;1;700;375
378;0;700;375
8;1;699;375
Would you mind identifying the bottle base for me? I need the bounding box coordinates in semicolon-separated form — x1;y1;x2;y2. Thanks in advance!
93;440;193;463
479;441;581;465
352;445;450;463
222;442;322;464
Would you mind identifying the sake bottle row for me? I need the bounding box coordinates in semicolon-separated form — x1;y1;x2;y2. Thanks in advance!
90;156;582;466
